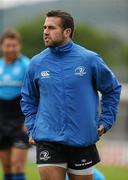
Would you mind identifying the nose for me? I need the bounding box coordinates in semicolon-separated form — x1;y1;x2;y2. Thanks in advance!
8;46;15;52
44;27;49;35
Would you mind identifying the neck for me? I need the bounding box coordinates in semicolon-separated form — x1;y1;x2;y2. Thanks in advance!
60;38;71;46
4;57;17;65
50;39;73;55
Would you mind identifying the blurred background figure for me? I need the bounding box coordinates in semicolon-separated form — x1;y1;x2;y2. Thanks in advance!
93;168;105;180
0;29;30;180
65;168;106;180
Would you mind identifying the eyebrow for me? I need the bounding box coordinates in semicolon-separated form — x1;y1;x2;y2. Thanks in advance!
43;25;56;29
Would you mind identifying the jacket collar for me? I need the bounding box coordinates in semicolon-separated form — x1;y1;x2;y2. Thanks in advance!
50;40;74;55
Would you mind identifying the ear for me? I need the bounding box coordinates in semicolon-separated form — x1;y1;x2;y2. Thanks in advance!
64;28;72;38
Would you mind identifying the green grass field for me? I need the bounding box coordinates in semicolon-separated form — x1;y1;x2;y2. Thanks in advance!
97;165;128;180
0;163;128;180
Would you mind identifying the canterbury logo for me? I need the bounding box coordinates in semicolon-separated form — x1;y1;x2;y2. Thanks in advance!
41;70;50;78
75;66;86;76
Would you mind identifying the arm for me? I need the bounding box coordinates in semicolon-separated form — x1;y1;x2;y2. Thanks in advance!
20;62;39;138
93;55;121;133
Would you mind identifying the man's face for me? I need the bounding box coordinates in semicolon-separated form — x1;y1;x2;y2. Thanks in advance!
1;38;21;61
43;17;66;47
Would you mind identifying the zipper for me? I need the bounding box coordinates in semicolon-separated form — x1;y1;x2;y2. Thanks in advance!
60;57;67;131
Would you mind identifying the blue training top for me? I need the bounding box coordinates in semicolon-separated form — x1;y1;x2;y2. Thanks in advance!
0;55;29;100
21;40;121;146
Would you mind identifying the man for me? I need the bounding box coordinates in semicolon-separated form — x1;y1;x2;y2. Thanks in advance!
21;10;121;180
0;29;30;180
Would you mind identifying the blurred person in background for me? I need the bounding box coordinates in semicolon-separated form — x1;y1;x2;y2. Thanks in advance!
66;168;106;180
0;29;30;180
21;10;121;180
92;168;105;180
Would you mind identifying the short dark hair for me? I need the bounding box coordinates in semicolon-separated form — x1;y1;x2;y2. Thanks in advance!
0;29;22;44
46;10;74;38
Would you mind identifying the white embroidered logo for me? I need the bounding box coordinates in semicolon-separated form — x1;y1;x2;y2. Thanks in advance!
41;70;50;78
40;150;51;161
75;66;86;76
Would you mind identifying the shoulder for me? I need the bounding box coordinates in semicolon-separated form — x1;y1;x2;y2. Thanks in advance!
73;43;99;59
27;48;50;74
20;55;30;66
30;48;50;66
18;55;30;72
74;43;105;66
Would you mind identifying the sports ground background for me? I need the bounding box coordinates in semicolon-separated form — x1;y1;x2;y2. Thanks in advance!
0;0;128;179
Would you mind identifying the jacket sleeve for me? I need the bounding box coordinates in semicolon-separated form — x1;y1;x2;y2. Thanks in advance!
20;62;39;137
93;55;122;132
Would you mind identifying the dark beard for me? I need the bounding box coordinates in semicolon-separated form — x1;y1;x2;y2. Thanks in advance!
45;39;65;48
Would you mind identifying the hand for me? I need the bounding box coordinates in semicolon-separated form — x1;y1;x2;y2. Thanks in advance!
29;137;36;145
98;124;105;136
22;125;27;132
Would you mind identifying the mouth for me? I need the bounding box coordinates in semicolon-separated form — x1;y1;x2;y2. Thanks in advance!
44;37;50;42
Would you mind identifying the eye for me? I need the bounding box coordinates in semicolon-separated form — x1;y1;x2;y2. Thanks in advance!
43;25;56;30
48;26;56;30
43;26;46;30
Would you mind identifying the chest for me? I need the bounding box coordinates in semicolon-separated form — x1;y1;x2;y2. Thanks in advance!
36;57;92;90
0;63;24;81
